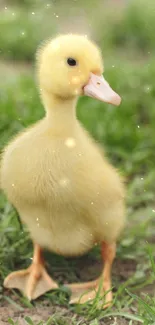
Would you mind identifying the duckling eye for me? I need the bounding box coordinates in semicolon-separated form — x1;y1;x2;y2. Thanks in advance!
67;58;77;67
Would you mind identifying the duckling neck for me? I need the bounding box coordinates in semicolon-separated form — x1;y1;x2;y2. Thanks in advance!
42;91;78;131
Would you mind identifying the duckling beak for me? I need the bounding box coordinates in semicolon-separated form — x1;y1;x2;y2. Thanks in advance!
83;73;121;106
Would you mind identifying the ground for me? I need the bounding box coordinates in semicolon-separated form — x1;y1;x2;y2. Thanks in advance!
1;0;155;324
0;307;131;325
0;251;141;324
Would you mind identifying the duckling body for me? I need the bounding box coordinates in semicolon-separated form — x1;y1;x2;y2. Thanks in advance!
1;111;124;257
1;34;125;307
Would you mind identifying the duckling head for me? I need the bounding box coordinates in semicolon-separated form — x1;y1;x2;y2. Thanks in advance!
37;34;121;106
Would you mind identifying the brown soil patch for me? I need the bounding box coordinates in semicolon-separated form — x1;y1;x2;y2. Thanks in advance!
0;255;140;325
0;305;131;325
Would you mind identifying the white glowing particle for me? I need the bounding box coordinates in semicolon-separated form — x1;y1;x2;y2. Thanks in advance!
59;178;70;187
137;125;140;129
53;42;60;51
12;183;15;187
65;137;76;148
71;76;80;85
32;12;35;15
74;89;79;95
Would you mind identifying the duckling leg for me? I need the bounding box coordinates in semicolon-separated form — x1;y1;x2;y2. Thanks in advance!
4;243;58;300
68;242;116;309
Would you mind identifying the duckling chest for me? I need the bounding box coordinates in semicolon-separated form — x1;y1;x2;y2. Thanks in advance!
2;132;105;254
34;137;98;202
2;125;104;210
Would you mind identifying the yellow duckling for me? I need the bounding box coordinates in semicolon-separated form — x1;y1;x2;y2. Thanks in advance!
0;34;125;308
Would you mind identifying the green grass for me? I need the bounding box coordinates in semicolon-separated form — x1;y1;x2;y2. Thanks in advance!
0;6;56;61
1;0;155;324
109;0;155;53
1;0;155;62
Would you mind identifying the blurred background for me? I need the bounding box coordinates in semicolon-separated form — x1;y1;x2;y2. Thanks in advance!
1;0;155;318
